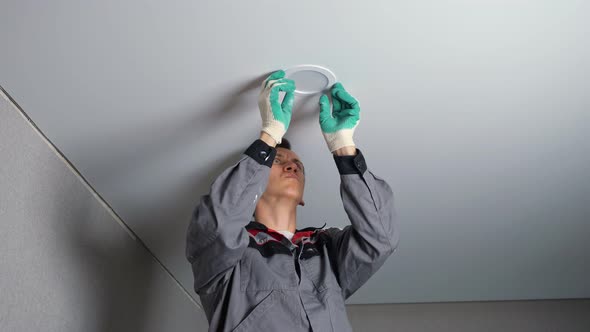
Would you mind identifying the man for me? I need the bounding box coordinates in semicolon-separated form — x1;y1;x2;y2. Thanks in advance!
186;70;399;331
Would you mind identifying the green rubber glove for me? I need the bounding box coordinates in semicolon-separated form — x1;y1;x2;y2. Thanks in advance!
258;70;296;145
319;83;361;152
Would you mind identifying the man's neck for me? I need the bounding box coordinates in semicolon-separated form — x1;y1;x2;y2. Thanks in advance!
254;196;297;233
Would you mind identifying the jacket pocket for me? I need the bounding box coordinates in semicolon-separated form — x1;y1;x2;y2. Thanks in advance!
300;245;343;293
232;291;276;332
240;249;298;291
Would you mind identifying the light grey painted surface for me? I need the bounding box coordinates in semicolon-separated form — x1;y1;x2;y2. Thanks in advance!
1;1;589;304
1;75;589;332
346;299;590;332
0;94;208;331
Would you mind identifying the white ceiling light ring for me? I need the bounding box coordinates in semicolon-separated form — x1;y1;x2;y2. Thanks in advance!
284;64;337;95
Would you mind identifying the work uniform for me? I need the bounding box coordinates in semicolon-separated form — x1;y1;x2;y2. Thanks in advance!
186;139;399;331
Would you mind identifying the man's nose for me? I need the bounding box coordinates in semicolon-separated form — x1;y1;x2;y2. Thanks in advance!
284;162;300;172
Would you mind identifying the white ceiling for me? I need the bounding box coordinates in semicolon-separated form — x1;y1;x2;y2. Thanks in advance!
2;0;589;304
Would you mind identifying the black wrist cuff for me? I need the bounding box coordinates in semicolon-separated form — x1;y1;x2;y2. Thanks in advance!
244;139;277;167
333;149;367;175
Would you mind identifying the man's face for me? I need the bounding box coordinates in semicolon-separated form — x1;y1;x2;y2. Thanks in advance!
264;147;306;206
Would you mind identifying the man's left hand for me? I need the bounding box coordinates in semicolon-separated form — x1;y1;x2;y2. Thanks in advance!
318;83;360;154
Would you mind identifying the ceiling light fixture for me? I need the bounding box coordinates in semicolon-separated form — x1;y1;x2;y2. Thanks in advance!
284;65;337;95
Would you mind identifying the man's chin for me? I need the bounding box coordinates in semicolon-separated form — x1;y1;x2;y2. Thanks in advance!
282;193;304;206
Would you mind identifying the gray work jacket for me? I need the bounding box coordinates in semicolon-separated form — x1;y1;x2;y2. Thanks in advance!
186;139;399;331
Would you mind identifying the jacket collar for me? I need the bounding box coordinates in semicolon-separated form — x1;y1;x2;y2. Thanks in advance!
246;220;326;234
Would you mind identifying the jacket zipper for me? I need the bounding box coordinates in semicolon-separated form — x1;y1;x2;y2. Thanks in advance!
293;246;302;284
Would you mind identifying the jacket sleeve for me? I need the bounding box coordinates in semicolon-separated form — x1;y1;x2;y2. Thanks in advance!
323;148;400;299
185;139;275;293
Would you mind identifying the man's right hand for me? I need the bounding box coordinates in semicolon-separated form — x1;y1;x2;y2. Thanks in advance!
258;70;296;145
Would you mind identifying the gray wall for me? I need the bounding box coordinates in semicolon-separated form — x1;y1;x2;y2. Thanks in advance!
347;300;590;332
2;90;589;332
0;92;208;331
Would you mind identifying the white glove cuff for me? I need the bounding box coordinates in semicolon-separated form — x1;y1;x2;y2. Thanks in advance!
261;120;286;145
323;128;356;153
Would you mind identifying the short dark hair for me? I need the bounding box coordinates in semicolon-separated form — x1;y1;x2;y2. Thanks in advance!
277;138;291;150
